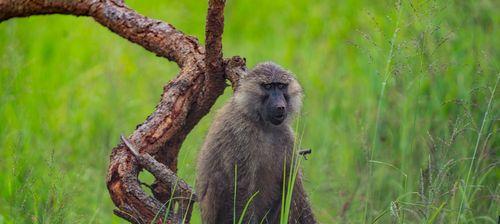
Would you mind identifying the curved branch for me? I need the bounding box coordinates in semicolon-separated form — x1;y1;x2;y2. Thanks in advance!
1;0;248;223
0;0;203;66
106;65;208;223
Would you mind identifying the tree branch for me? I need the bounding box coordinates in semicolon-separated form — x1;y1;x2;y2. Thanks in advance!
0;0;203;66
205;0;225;79
0;0;247;223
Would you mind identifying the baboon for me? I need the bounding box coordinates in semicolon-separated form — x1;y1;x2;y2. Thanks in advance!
196;62;316;224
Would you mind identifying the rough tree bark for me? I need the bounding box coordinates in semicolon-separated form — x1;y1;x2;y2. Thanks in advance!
0;0;246;223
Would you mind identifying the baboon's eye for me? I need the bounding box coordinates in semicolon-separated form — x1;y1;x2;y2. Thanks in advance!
263;83;272;90
277;83;286;89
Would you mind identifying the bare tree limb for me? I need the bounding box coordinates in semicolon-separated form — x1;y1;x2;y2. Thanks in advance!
0;0;247;223
0;0;203;66
205;0;226;79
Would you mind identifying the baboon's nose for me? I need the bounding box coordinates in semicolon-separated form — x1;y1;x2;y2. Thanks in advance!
273;105;285;117
271;106;286;125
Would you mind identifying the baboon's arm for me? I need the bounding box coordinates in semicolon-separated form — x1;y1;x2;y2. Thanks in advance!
198;179;220;224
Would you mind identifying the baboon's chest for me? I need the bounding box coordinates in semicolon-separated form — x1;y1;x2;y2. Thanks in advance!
252;131;291;188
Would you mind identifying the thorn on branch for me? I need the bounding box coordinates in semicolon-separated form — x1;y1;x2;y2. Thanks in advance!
121;134;140;157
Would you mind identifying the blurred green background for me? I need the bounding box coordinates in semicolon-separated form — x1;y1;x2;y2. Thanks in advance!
0;0;498;223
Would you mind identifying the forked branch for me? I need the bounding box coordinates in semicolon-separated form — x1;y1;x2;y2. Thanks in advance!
0;0;246;223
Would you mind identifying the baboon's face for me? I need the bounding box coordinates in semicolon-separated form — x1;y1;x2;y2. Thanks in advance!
260;82;289;125
234;62;302;126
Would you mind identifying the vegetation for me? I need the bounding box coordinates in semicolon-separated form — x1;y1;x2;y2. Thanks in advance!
0;0;498;223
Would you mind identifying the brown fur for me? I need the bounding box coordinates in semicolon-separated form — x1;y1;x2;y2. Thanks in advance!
196;62;316;224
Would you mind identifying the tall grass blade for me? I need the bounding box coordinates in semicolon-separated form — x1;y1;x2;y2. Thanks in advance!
237;191;259;224
427;202;446;224
364;1;403;222
233;164;238;224
456;74;499;223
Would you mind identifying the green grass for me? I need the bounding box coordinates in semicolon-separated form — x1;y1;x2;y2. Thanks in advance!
0;0;498;223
